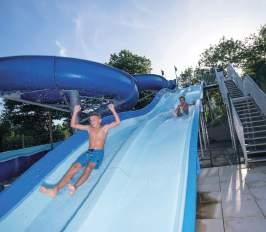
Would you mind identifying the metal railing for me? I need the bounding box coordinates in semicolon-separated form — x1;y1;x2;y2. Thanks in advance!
215;68;242;163
243;75;266;115
227;65;244;93
227;64;266;115
215;64;266;165
228;96;247;164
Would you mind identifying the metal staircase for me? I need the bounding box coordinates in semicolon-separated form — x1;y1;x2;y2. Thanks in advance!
225;79;266;163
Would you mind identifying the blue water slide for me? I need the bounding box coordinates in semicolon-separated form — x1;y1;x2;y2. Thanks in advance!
133;74;169;91
168;79;177;89
0;85;202;232
0;56;201;232
0;56;139;110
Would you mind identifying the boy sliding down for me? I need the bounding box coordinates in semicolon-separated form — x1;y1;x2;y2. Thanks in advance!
40;103;120;198
175;96;189;117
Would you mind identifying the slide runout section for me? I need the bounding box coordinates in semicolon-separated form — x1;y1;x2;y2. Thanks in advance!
0;88;184;231
64;90;200;232
24;90;183;231
25;108;174;231
0;87;176;220
0;119;140;231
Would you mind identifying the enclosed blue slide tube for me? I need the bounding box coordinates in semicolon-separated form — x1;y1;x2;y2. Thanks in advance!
0;56;174;111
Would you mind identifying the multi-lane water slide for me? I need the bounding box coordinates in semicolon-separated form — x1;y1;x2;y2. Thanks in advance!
0;56;202;232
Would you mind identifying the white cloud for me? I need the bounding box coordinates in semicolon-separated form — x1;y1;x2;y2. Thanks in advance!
55;40;67;56
72;15;91;59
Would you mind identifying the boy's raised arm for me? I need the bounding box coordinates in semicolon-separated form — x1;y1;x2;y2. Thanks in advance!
105;104;120;129
70;105;89;131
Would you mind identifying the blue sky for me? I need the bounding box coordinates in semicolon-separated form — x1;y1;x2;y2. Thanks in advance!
0;0;266;79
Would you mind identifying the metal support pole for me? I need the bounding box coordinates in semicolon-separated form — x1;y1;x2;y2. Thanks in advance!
200;115;208;151
48;111;53;149
198;125;204;159
226;103;238;159
206;90;214;121
203;115;210;147
68;90;80;133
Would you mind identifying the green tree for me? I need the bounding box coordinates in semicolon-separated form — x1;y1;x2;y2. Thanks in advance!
241;25;266;76
107;49;154;109
179;67;194;87
199;37;244;70
107;49;152;74
0;115;11;151
198;24;266;92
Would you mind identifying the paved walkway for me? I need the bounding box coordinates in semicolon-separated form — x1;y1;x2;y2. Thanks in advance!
197;165;266;232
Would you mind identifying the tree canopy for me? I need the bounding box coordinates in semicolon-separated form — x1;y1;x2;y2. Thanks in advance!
108;49;154;109
107;49;152;74
198;24;266;91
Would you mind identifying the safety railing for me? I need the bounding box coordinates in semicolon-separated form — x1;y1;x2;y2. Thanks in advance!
214;69;229;106
227;65;244;93
227;64;266;115
215;68;244;163
229;97;247;163
243;75;266;115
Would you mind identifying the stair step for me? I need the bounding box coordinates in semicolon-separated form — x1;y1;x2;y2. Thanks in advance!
231;96;243;98
225;82;237;85
247;149;266;155
237;108;258;113
234;102;254;106
245;136;266;140
245;129;266;135
230;92;243;94
226;86;238;88
234;98;254;102
246;142;266;147
227;88;242;92
235;103;255;107
240;115;264;120
244;125;266;130
242;119;266;125
227;89;242;92
247;157;266;163
226;87;238;89
236;107;257;111
239;112;261;116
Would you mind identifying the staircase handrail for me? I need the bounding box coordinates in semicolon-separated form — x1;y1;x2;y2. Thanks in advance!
227;64;266;115
214;69;229;106
227;64;244;93
215;66;247;163
243;75;266;115
229;97;247;162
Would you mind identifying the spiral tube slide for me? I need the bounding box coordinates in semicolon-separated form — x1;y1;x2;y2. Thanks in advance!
0;56;139;110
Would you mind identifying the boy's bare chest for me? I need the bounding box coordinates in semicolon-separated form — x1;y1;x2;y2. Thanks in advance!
89;128;106;139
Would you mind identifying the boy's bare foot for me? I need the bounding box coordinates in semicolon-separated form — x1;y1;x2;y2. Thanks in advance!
68;184;76;195
39;186;58;198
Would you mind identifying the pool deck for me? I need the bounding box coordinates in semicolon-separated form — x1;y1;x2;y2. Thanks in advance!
197;165;266;232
